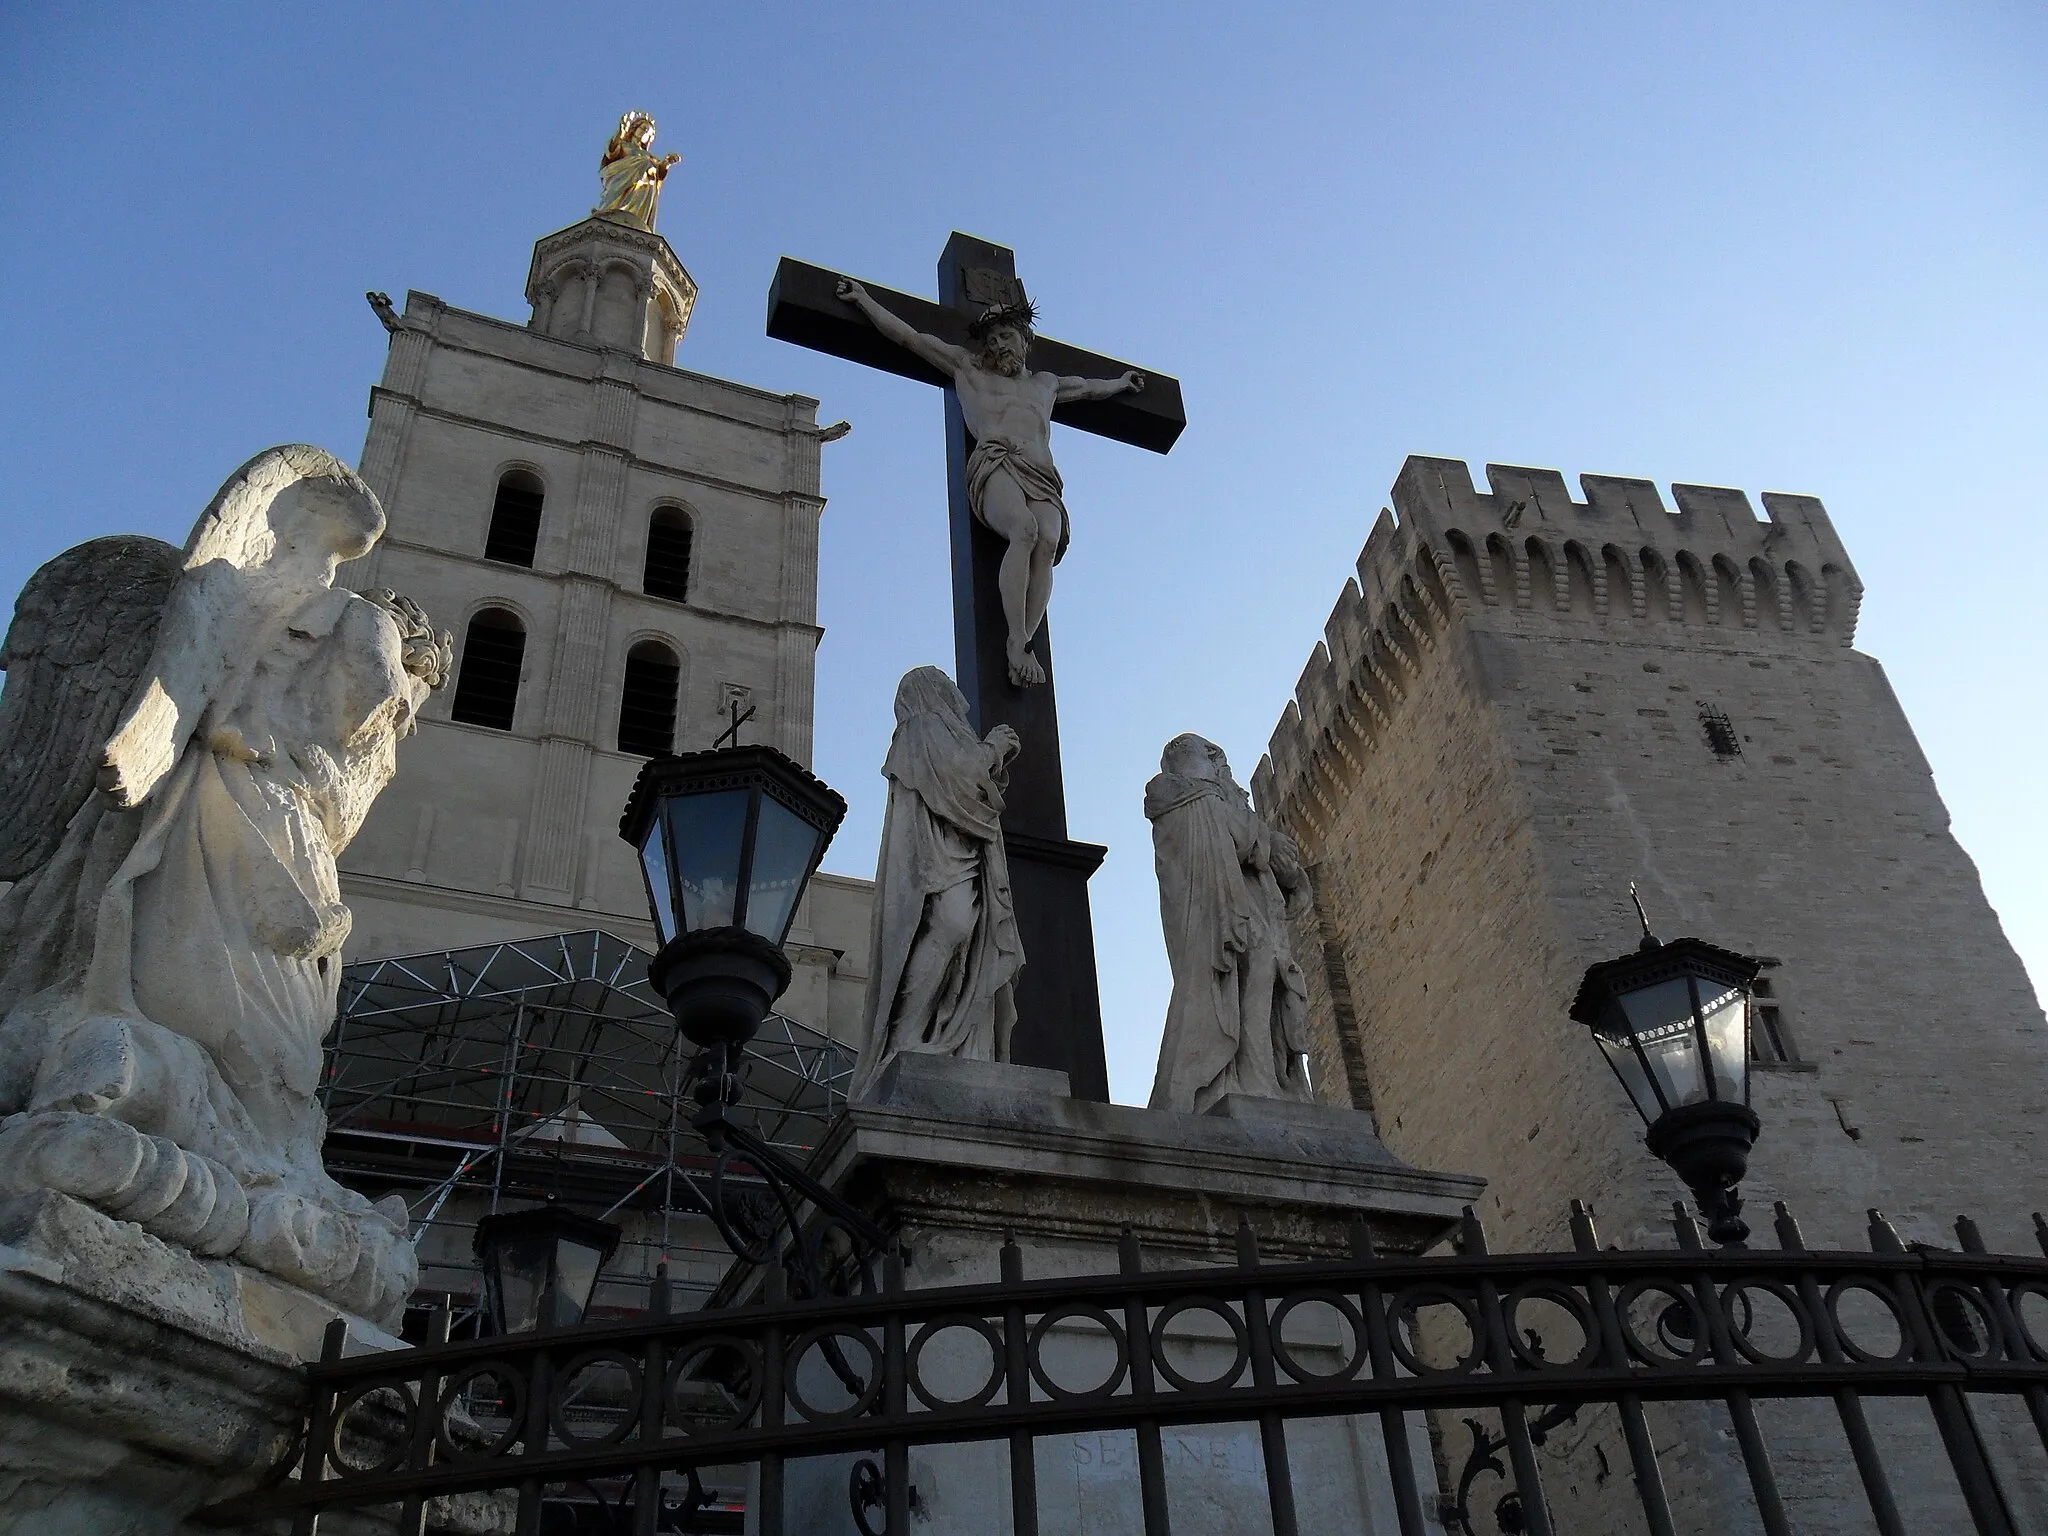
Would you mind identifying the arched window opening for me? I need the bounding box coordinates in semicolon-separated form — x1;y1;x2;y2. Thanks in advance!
485;471;545;567
451;609;526;730
617;641;681;757
644;508;692;602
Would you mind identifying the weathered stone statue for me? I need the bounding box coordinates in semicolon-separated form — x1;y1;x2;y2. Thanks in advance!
0;445;450;1328
1147;733;1315;1113
594;109;680;231
836;279;1144;688
852;667;1024;1098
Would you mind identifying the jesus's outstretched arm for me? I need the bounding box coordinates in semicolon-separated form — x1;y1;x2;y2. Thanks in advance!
837;279;970;379
1054;369;1145;403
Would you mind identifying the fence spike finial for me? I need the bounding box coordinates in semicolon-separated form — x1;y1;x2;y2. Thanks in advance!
1866;1208;1906;1253
1458;1206;1488;1256
1772;1201;1805;1251
1000;1229;1023;1283
1671;1202;1703;1250
1235;1215;1260;1268
2035;1213;2048;1258
1954;1214;1987;1254
1119;1226;1144;1277
1568;1200;1599;1254
1347;1214;1376;1261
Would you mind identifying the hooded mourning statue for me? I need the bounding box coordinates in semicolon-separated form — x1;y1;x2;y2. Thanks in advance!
851;667;1024;1098
1146;733;1315;1113
0;445;449;1326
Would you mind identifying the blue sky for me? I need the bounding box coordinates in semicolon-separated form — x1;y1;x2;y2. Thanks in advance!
4;3;2044;1103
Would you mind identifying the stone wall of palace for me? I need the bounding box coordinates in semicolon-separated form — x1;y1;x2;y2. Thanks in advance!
1254;456;2048;1532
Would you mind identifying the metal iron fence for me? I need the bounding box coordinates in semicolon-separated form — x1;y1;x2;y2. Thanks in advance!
205;1200;2048;1536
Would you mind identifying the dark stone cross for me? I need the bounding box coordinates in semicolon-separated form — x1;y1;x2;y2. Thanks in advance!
766;233;1185;1102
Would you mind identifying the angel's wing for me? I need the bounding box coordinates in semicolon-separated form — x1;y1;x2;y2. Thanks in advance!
0;536;182;879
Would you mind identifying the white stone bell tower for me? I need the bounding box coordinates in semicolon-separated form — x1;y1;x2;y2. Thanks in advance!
334;200;871;1045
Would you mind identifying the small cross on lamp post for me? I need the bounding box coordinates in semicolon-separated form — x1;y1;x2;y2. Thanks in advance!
1570;900;1763;1245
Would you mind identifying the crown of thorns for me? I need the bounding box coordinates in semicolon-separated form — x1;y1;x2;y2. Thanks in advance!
967;299;1039;341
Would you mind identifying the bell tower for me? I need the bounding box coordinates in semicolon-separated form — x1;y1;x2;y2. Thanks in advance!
334;159;869;1047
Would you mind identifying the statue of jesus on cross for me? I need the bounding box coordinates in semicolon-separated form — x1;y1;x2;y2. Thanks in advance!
837;279;1145;687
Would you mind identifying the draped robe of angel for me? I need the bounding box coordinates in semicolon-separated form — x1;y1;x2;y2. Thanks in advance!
1146;734;1315;1114
0;445;448;1326
851;668;1024;1099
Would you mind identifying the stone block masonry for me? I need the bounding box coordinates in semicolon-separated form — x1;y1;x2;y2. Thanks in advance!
1252;455;2048;1533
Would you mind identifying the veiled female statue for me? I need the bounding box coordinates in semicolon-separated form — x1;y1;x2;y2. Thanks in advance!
851;667;1024;1099
594;110;680;231
1147;733;1316;1113
0;446;450;1326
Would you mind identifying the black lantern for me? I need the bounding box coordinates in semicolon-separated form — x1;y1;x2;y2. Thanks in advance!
1570;924;1763;1244
473;1205;622;1333
620;745;847;1049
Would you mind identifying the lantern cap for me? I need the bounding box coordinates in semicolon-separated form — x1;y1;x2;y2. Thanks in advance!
619;744;847;850
472;1203;623;1264
1568;936;1762;1026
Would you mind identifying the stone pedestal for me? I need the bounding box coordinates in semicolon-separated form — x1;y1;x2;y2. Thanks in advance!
765;1055;1484;1535
0;1191;502;1536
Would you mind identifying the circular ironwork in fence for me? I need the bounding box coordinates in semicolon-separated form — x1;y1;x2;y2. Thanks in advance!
1026;1305;1129;1402
785;1326;884;1423
548;1349;643;1447
1926;1281;2000;1362
1148;1296;1250;1393
1824;1279;1911;1364
327;1381;416;1477
1615;1280;1712;1367
666;1334;764;1433
908;1313;1006;1412
2007;1281;2048;1360
1721;1279;1814;1366
1268;1289;1368;1383
436;1365;526;1461
1502;1282;1600;1371
1386;1285;1484;1375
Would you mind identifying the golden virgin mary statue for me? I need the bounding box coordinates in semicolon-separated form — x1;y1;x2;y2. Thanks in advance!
594;110;680;231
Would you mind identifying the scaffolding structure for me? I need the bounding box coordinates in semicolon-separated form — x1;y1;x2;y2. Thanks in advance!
321;930;853;1326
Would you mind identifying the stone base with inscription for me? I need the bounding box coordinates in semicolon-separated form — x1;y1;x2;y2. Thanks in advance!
0;1190;505;1536
763;1054;1484;1536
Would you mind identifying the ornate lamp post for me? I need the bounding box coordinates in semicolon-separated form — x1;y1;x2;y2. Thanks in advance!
621;745;847;1050
473;1204;622;1333
620;744;890;1284
1569;908;1763;1244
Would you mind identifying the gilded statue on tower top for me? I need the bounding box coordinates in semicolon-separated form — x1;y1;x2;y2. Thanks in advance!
594;111;679;232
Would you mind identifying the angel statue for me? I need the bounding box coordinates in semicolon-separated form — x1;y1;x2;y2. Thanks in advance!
0;445;451;1328
594;110;680;231
1146;733;1316;1114
851;667;1024;1099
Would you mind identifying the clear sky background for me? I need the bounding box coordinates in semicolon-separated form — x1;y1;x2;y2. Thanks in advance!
4;3;2044;1104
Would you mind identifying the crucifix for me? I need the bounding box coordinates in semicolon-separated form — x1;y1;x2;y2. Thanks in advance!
768;233;1185;1102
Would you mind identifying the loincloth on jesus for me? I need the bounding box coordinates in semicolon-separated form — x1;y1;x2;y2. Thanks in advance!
965;439;1071;563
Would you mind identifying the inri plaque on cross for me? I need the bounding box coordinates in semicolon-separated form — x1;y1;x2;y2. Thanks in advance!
767;233;1184;1101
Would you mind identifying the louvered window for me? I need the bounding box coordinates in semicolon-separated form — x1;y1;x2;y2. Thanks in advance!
451;610;526;730
644;508;692;601
485;472;544;567
617;641;680;756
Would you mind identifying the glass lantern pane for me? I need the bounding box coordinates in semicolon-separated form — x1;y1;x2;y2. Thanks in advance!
744;797;824;944
551;1240;607;1327
491;1236;552;1334
1616;976;1707;1109
1592;1025;1666;1123
663;788;750;931
639;816;676;945
1698;982;1749;1104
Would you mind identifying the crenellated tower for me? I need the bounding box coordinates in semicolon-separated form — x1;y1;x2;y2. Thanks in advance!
1255;455;2042;1257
